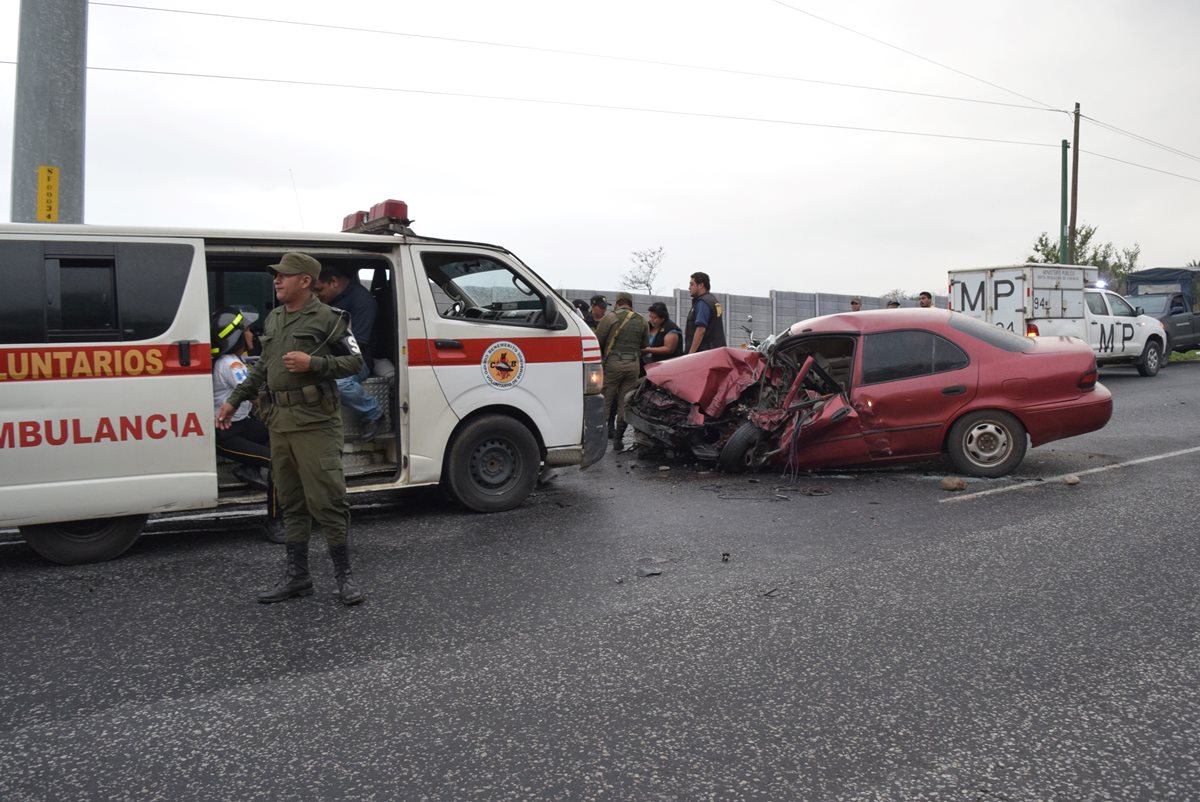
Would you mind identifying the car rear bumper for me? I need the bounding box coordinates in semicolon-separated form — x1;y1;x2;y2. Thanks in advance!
1021;383;1114;446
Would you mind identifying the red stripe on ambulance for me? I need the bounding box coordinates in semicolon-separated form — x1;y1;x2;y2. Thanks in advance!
408;337;589;366
0;344;211;383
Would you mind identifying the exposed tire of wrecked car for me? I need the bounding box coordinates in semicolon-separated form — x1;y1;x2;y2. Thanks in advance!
945;409;1028;478
717;421;765;474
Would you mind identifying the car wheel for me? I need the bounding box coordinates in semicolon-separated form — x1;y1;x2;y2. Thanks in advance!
20;514;147;565
1136;339;1162;376
445;414;540;512
717;422;764;474
946;410;1027;478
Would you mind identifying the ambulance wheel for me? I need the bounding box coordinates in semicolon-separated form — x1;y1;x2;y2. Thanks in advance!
717;422;764;474
446;415;540;512
1136;340;1162;377
946;411;1027;478
19;514;147;565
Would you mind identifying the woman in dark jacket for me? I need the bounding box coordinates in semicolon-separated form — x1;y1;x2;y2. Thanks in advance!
641;302;684;363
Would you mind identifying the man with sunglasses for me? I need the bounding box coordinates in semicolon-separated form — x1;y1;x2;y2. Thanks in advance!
217;252;367;606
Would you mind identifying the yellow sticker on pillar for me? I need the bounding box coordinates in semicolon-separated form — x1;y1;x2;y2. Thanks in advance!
37;165;59;222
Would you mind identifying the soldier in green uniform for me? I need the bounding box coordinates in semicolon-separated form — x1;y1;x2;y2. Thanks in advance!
216;252;367;606
594;291;648;452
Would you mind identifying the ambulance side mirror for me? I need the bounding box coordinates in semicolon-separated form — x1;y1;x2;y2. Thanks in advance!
542;296;564;329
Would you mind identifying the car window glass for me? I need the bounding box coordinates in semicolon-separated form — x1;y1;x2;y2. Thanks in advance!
1085;292;1108;316
1136;295;1167;315
422;252;546;325
1107;293;1135;317
948;313;1034;352
861;330;967;384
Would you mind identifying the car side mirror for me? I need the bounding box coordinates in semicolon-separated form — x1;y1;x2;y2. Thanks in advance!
1135;306;1144;316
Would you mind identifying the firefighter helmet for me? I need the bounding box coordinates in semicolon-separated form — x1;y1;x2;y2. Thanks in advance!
210;306;259;357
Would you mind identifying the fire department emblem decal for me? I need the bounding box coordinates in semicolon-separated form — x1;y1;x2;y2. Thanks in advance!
482;341;525;390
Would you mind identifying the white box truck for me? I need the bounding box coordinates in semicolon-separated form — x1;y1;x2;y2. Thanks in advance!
948;264;1167;377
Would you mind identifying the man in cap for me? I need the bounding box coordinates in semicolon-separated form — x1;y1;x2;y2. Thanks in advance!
594;291;648;451
849;298;862;311
886;300;901;309
217;252;368;606
587;294;608;331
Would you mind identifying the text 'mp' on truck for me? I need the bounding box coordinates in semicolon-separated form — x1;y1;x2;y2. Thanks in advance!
0;200;608;564
948;264;1167;377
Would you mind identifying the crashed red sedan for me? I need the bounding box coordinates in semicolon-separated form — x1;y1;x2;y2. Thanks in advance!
625;309;1113;477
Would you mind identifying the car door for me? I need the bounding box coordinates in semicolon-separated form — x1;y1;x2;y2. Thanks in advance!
1084;290;1121;356
0;236;217;527
853;329;978;460
410;245;581;448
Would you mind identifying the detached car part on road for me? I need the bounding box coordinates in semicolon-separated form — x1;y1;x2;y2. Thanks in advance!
626;309;1113;477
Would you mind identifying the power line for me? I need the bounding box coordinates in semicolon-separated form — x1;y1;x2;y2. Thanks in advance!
8;57;1197;184
1081;115;1200;164
87;1;1060;113
74;62;1062;148
763;0;1062;112
1081;149;1200;184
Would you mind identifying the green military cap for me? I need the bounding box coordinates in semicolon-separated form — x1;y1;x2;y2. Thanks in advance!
268;252;321;279
615;291;633;305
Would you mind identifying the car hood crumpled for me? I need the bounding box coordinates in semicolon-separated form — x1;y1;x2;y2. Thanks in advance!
644;347;767;423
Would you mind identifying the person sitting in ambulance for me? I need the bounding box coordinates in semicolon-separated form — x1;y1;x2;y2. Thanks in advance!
211;306;284;543
313;266;386;441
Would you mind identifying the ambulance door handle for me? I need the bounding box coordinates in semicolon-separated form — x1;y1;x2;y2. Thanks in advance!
434;339;463;349
175;339;195;367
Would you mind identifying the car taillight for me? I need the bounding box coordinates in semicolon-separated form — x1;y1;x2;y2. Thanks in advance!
1026;322;1039;337
1078;367;1098;389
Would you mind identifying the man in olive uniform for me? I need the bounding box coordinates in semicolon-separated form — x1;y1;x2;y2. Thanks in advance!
594;292;648;452
216;252;367;606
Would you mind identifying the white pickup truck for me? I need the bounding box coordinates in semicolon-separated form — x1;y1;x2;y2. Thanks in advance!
948;264;1168;377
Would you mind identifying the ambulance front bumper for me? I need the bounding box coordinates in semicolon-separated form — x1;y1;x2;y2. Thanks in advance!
580;393;608;468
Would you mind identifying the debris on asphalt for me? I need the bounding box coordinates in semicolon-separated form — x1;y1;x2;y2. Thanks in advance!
1063;474;1081;485
721;552;731;562
940;476;968;491
658;465;670;471
795;487;832;497
762;587;780;597
637;567;663;577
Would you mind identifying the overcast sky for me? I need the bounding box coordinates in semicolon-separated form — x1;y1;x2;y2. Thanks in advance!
2;0;1198;297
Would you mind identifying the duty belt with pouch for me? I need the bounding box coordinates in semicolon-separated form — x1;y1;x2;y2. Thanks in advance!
606;352;639;362
269;381;339;407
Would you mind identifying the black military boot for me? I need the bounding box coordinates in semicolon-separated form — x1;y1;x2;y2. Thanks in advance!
329;544;365;606
256;542;314;603
614;422;628;452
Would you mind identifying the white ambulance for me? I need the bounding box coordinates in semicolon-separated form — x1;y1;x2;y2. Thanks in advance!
0;201;607;564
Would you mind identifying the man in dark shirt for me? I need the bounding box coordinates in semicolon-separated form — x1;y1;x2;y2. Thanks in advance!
314;267;385;440
685;272;727;353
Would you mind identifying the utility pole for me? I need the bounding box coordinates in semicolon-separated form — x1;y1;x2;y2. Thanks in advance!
10;0;88;223
1059;140;1069;265
1067;102;1081;264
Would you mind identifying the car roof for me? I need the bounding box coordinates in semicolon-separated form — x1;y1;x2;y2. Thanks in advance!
787;308;952;336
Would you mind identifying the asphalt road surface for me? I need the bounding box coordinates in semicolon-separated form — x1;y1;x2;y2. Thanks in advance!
2;362;1197;801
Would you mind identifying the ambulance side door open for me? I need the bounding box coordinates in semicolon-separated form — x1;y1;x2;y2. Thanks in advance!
409;246;580;451
0;237;217;562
